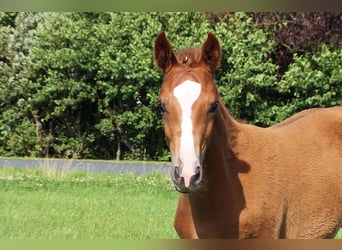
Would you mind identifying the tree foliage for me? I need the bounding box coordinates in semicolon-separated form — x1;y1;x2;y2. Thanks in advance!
253;12;342;77
0;12;341;160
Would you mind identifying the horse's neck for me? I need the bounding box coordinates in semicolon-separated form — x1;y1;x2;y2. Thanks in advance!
188;103;245;230
215;101;240;150
192;101;241;196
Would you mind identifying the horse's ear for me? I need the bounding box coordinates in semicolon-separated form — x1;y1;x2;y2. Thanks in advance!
201;33;221;72
154;32;177;72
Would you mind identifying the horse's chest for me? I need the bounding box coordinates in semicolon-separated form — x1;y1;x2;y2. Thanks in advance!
191;203;241;238
191;200;282;238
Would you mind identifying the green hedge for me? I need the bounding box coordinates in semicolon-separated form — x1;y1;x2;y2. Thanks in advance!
0;12;340;160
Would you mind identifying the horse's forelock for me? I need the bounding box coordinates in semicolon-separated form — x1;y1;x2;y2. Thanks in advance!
176;48;202;67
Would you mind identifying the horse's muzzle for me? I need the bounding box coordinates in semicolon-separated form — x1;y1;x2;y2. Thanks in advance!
171;166;202;193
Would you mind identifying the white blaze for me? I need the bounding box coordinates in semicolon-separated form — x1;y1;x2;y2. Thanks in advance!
173;80;201;187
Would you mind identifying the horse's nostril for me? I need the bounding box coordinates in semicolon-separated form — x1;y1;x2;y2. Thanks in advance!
193;167;202;185
172;167;181;183
194;167;201;178
175;167;181;177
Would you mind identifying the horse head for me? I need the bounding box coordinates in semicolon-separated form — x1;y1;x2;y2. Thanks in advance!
154;32;221;193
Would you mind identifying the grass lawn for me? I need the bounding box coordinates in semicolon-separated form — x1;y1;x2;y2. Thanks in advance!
0;167;341;239
0;167;178;239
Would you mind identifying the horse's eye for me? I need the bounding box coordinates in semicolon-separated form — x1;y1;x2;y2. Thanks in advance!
208;100;219;114
158;101;167;115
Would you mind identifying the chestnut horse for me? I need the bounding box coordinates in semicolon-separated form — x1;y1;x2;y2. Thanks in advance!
154;32;342;239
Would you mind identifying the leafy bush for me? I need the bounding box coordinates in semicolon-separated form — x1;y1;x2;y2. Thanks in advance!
0;12;340;160
276;45;342;117
253;12;342;77
213;13;279;125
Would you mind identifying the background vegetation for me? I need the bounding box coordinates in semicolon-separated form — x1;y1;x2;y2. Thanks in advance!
0;167;178;239
0;12;341;160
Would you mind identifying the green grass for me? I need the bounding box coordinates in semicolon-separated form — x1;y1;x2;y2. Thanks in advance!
0;167;341;239
0;167;178;239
